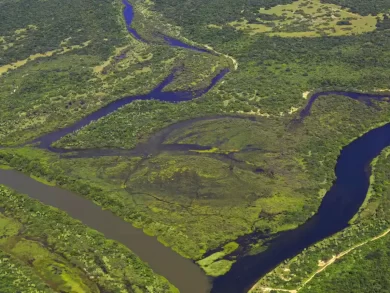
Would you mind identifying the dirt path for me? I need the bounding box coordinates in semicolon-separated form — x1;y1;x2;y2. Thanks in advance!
300;227;390;290
255;287;297;293
251;227;390;293
204;44;239;70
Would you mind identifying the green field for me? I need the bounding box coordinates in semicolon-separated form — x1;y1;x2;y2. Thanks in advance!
3;94;390;268
253;147;390;293
228;0;378;37
0;186;176;293
2;0;390;291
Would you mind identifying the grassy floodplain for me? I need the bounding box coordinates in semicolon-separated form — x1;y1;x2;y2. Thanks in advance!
252;147;390;293
228;0;378;37
0;0;227;146
4;94;390;278
2;0;390;290
0;185;177;293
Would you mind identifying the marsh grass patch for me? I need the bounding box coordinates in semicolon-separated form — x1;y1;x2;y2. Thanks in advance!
226;0;379;37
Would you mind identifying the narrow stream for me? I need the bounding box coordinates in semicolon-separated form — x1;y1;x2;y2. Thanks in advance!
16;89;390;293
3;0;390;292
31;68;229;150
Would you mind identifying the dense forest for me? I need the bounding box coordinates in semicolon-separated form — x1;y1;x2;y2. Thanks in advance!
0;0;124;65
148;0;390;113
0;0;226;146
150;0;390;28
2;0;390;291
322;0;390;15
149;0;294;27
0;185;176;293
3;93;390;278
255;146;390;292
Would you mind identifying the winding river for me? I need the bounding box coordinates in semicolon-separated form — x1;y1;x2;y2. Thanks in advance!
2;1;390;293
0;168;210;293
32;68;229;152
211;117;390;292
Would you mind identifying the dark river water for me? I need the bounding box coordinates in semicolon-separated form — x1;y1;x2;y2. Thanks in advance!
122;0;210;53
122;0;143;41
3;0;390;292
13;86;390;293
0;169;211;293
299;91;390;119
211;119;390;292
31;68;229;151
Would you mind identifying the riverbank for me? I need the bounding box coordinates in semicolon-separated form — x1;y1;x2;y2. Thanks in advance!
0;184;179;293
251;227;390;293
0;169;211;293
254;144;390;293
4;91;390;293
4;0;390;292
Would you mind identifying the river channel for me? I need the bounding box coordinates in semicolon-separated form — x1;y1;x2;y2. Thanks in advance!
2;1;390;293
0;169;212;293
211;117;390;292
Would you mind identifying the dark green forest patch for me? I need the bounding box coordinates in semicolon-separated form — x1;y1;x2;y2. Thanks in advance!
4;95;390;264
0;186;177;293
0;0;226;146
255;146;390;292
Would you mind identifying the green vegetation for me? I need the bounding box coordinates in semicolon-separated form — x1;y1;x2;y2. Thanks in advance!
197;242;239;277
0;0;123;65
0;41;225;145
54;99;226;149
229;0;378;37
0;0;226;146
321;0;390;15
0;250;54;293
150;0;388;32
0;185;176;293
204;33;390;114
150;0;390;114
3;94;390;266
253;147;390;292
3;0;390;288
298;228;390;293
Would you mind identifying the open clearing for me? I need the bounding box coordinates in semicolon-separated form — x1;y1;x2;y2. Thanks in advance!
0;40;91;77
250;227;390;293
227;0;378;37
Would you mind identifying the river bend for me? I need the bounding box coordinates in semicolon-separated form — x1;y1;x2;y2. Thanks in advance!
2;1;390;293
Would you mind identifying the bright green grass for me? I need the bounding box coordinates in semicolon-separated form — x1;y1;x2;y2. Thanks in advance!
228;0;378;37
